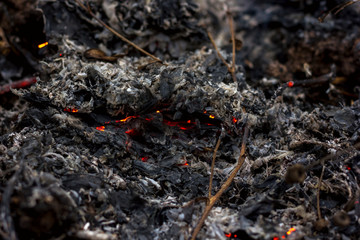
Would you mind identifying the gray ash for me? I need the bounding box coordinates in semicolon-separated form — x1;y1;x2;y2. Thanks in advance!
1;1;360;240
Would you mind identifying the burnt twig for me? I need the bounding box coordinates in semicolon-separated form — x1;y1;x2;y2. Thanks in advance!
0;77;37;95
227;11;236;83
317;164;326;220
207;11;237;83
191;124;249;240
319;0;360;22
208;133;222;199
207;31;232;72
75;0;163;64
305;141;360;171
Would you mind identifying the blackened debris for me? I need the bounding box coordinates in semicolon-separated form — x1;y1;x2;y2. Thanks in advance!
1;0;360;240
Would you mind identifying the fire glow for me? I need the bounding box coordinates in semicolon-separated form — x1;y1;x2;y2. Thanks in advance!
94;110;225;135
224;233;238;238
95;111;202;133
141;156;149;162
38;42;48;48
232;117;238;123
96;126;105;131
115;116;138;123
177;161;189;166
64;108;78;113
0;77;37;95
272;227;296;240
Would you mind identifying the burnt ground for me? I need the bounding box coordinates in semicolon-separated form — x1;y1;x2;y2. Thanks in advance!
1;0;360;239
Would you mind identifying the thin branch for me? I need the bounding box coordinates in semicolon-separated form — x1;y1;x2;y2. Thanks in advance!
207;12;237;83
191;124;250;240
75;0;163;64
207;31;232;73
317;164;325;220
0;77;37;95
305;141;360;171
318;0;360;22
208;135;222;199
227;11;237;83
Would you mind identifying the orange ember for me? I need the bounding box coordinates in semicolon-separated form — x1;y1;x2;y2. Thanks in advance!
96;126;105;131
64;108;78;113
115;115;138;123
125;129;136;135
38;42;48;48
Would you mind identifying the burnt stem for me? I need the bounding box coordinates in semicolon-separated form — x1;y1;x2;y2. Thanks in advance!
190;124;249;240
75;0;163;64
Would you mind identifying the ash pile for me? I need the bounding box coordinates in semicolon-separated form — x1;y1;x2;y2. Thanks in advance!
1;0;360;239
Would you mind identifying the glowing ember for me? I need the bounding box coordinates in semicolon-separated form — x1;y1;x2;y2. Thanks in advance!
64;108;78;113
141;156;149;162
232;117;238;123
0;77;37;95
38;42;48;48
286;227;296;235
125;129;136;135
225;233;231;237
177;161;189;166
163;119;196;130
273;227;296;240
94;109;219;134
96;126;105;131
287;81;294;88
115;116;138;123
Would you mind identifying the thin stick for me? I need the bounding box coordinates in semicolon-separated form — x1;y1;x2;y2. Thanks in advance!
207;31;232;73
305;142;360;171
334;0;359;15
208;136;222;199
317;164;326;220
207;12;237;83
75;0;163;64
0;77;37;95
227;11;237;83
191;125;249;240
318;0;360;22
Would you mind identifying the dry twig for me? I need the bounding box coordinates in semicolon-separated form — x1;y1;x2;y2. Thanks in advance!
207;11;237;83
75;0;163;64
190;124;250;240
208;133;222;199
0;77;37;95
227;11;236;81
317;164;325;220
305;142;360;171
319;0;360;22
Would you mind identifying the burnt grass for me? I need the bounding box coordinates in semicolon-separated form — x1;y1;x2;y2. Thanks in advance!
1;0;360;240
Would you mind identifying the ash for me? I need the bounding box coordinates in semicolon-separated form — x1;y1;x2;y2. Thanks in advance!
1;0;360;240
